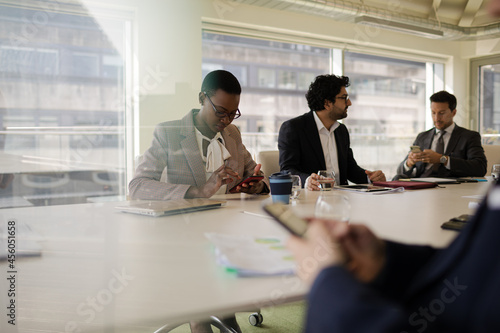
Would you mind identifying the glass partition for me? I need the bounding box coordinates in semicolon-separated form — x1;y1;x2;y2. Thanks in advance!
0;1;130;208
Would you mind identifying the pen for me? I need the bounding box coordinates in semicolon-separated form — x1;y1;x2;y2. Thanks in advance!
241;211;271;219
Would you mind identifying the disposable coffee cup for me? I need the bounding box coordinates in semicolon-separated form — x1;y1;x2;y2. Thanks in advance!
269;171;293;204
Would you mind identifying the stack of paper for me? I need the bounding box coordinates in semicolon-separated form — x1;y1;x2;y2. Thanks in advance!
205;233;295;277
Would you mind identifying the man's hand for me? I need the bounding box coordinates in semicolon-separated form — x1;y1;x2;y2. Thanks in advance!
287;220;386;285
406;151;423;168
186;164;240;198
420;149;442;164
334;223;386;283
305;173;335;191
286;219;347;286
236;164;266;194
365;170;386;182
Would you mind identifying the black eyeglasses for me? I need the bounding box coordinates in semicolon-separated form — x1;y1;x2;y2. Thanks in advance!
336;95;350;102
203;92;241;120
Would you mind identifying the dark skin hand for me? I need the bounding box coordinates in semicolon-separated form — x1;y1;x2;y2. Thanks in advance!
232;164;266;194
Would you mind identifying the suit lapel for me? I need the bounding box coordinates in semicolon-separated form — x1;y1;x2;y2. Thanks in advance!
221;128;239;190
422;129;435;149
445;125;462;155
305;112;326;170
179;110;206;187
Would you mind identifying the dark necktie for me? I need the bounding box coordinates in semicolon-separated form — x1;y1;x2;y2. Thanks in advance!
432;130;445;172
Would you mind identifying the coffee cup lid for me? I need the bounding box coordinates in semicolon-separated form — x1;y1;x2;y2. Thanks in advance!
270;171;291;179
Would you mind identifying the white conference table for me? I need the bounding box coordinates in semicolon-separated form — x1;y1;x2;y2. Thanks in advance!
0;181;492;332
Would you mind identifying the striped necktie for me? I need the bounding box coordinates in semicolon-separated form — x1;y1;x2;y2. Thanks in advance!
432;130;445;172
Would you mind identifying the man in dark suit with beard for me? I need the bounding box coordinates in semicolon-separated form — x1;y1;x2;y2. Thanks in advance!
278;74;386;190
394;91;486;180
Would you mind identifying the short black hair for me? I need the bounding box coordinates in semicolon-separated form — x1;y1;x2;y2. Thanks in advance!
430;91;457;111
201;70;241;97
306;75;350;111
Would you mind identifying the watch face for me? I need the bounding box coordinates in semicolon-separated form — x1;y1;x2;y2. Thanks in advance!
440;155;447;163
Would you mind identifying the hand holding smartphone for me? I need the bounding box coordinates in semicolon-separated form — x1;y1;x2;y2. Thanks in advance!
229;175;264;193
410;145;422;153
263;203;308;237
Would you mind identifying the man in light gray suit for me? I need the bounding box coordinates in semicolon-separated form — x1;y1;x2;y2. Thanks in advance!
129;70;269;200
394;91;487;180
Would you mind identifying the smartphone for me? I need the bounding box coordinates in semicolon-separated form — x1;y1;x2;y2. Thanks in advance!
229;175;264;193
410;145;422;153
263;203;308;237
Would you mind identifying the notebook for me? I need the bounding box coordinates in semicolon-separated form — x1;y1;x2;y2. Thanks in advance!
373;181;438;190
116;199;226;217
335;184;394;192
409;177;460;184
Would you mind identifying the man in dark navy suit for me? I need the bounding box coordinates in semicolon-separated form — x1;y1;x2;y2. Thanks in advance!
278;74;386;190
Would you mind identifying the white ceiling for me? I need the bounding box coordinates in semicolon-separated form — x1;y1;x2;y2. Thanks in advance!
345;0;495;27
237;0;500;40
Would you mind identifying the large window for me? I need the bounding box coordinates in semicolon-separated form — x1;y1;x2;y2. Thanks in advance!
471;56;500;145
202;32;331;156
202;33;442;179
343;52;427;176
0;2;130;208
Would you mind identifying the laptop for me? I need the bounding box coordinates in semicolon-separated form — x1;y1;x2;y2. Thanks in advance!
409;177;460;184
116;199;226;217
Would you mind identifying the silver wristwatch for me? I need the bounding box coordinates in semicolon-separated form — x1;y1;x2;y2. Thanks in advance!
440;155;448;164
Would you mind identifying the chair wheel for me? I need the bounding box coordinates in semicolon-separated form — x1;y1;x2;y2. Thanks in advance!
248;312;263;326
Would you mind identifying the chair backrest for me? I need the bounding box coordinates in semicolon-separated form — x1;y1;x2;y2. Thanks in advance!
483;145;500;175
257;150;280;177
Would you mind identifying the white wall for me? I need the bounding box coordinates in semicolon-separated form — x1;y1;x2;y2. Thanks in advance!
86;0;203;153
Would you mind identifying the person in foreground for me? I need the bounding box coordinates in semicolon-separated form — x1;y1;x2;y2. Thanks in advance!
287;179;500;332
394;90;486;180
278;74;386;190
129;70;268;200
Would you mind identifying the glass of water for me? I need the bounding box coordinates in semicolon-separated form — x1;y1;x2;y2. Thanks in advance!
290;175;301;200
317;170;335;191
492;164;500;182
314;192;350;222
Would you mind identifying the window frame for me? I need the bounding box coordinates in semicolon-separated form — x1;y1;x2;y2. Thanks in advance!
470;54;500;142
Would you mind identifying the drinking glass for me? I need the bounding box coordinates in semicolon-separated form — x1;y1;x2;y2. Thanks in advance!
290;175;302;200
492;164;500;182
314;193;350;222
317;170;335;191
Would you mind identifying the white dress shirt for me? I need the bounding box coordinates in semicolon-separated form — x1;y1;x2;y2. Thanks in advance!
196;129;230;194
313;111;340;183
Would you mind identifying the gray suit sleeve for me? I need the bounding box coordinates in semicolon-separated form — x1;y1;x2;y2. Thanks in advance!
128;125;191;200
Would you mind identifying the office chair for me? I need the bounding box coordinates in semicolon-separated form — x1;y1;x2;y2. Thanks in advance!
257;150;280;177
483;144;500;175
153;311;263;333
